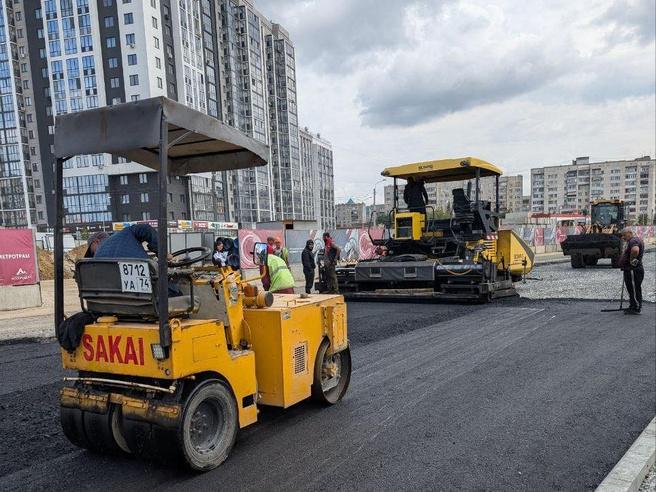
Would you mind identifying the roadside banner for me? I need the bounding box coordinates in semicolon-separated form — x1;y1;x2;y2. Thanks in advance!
543;227;557;245
0;229;38;286
359;228;384;259
533;227;544;247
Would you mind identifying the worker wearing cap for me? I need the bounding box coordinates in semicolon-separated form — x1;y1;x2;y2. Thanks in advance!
260;249;295;294
84;231;109;258
322;232;340;294
619;228;644;315
273;236;289;265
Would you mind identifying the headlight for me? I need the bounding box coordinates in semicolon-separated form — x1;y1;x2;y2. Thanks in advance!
151;343;166;360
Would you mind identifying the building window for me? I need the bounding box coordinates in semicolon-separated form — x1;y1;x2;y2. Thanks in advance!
126;33;135;45
151;0;157;7
104;16;114;27
112;97;122;105
22;80;30;89
139;173;148;184
152;17;158;29
124;13;134;24
129;74;139;86
153;37;160;49
108;57;118;68
141;193;148;203
155;57;161;69
120;175;128;185
25;96;32;106
127;54;137;65
103;0;113;6
110;77;120;88
168;193;173;202
131;95;140;101
121;194;130;204
142;212;151;220
122;213;130;221
157;77;163;88
106;37;117;48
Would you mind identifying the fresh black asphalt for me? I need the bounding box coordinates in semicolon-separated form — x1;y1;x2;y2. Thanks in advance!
0;297;654;490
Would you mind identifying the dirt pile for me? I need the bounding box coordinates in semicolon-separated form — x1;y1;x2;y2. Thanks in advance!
36;245;87;280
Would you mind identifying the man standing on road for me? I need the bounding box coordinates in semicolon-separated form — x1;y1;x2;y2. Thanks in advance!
322;232;340;294
619;228;644;315
301;240;316;294
403;176;429;215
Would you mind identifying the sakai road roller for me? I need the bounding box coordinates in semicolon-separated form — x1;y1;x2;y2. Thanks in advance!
53;98;351;471
561;200;625;268
332;157;535;301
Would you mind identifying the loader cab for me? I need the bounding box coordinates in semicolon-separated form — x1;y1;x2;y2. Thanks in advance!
591;200;625;228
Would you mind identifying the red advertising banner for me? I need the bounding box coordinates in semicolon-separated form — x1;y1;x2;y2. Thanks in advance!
0;229;38;286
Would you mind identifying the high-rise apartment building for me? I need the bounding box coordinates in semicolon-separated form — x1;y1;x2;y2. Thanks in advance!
0;2;36;227
530;156;655;221
7;0;329;229
300;127;335;229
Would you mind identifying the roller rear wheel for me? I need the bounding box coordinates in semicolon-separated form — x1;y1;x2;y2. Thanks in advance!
311;339;351;405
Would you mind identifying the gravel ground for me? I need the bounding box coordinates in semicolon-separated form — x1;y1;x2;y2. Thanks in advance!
640;463;656;492
517;250;655;302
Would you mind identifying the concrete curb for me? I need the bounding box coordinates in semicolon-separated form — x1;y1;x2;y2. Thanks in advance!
596;417;656;492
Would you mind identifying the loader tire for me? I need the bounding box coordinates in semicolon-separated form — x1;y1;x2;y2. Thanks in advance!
178;380;238;471
312;339;352;405
570;254;584;268
584;256;598;266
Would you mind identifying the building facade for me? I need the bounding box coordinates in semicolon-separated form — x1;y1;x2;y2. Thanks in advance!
299;127;334;229
0;2;36;227
335;199;366;229
530;156;655;222
6;0;324;230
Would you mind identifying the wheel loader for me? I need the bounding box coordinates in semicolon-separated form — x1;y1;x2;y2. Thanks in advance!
325;157;535;301
560;200;625;268
53;98;351;471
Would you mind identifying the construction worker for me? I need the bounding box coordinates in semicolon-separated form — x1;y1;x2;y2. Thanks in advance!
619;228;644;315
261;249;295;294
322;232;340;294
403;176;429;215
301;239;316;294
266;236;275;254
274;237;289;265
84;231;109;258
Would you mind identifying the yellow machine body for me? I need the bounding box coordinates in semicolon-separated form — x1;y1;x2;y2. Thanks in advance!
497;229;535;277
61;270;349;430
394;211;425;240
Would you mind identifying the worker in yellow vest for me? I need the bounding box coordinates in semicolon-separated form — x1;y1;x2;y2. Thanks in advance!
261;252;295;294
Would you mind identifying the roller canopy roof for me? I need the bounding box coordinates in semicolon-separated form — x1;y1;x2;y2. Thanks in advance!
54;96;269;174
382;157;503;183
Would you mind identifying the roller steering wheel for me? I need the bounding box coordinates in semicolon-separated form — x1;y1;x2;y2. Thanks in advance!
168;247;212;268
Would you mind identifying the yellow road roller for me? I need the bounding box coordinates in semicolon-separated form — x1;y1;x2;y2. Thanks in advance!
53;98;351;470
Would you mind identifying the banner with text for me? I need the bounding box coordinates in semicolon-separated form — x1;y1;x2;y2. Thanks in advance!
0;229;38;286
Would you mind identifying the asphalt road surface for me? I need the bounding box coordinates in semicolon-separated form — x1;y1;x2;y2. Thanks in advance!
1;295;654;491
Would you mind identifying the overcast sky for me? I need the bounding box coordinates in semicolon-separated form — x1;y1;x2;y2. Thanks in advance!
256;0;655;204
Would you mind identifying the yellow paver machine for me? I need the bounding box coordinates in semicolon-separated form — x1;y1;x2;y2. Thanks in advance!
337;157;534;301
53;98;351;470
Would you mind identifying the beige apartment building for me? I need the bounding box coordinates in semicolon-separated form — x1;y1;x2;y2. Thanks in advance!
530;156;655;222
383;175;524;214
335;199;367;228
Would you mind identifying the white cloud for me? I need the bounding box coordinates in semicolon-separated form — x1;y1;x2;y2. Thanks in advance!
255;0;656;203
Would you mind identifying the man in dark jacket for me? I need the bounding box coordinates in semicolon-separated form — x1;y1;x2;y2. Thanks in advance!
301;240;316;294
619;228;644;315
403;176;429;214
322;232;340;294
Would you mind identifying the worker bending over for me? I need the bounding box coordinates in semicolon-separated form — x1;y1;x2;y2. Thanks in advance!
260;250;295;294
619;228;644;315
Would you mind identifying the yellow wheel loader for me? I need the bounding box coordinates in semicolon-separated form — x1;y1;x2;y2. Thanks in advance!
333;157;535;301
53;98;351;471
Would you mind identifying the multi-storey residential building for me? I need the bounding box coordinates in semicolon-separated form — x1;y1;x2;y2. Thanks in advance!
0;2;36;227
530;156;655;222
8;0;320;230
300;127;334;229
335;199;366;229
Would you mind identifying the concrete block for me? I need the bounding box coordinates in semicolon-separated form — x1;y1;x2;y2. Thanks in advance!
0;284;42;311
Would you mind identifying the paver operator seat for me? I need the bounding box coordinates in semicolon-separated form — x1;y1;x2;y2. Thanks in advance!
75;259;198;320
